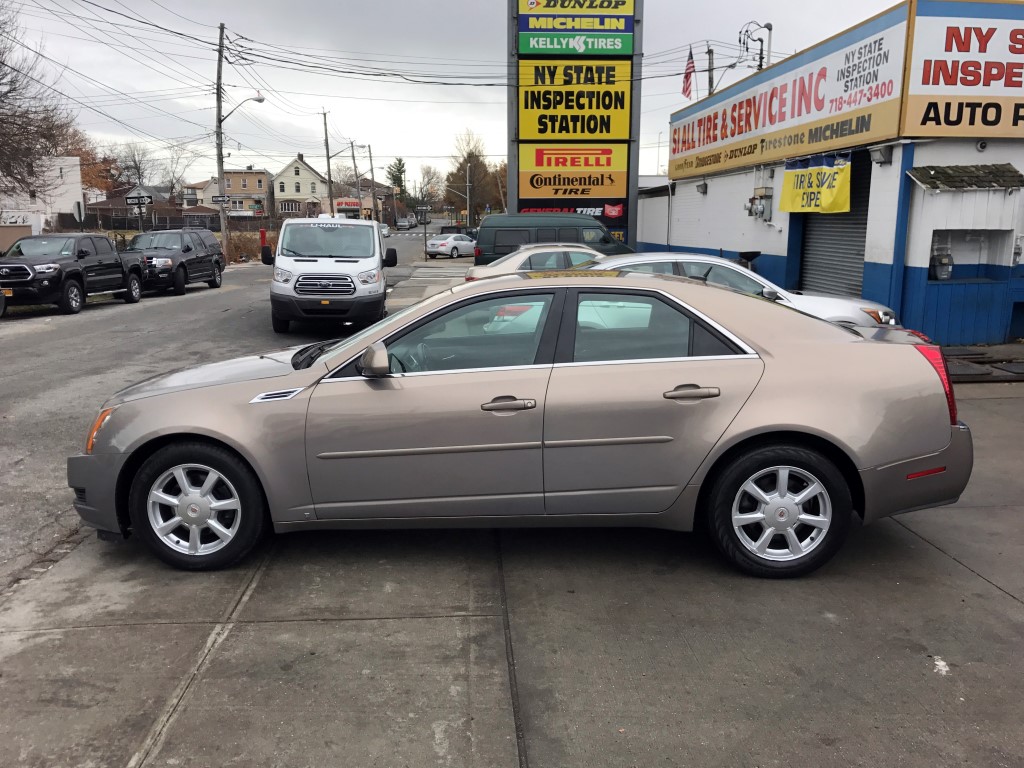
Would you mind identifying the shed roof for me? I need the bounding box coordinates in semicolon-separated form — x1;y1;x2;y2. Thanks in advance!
907;164;1024;191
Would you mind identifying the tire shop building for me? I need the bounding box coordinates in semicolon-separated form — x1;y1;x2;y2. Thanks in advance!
640;0;1024;344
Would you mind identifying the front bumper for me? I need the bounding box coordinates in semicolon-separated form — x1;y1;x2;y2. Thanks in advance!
67;453;128;534
141;267;174;286
271;292;385;321
0;277;63;305
860;423;974;523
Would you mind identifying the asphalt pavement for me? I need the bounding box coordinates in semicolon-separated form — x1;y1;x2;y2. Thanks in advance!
1;263;1024;767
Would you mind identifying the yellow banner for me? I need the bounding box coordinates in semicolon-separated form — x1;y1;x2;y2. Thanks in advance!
518;0;634;15
519;60;631;140
519;143;627;198
779;156;852;214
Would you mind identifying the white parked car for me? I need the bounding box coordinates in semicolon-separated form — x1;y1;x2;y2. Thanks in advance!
379;224;391;238
464;242;603;281
589;253;899;327
425;233;476;259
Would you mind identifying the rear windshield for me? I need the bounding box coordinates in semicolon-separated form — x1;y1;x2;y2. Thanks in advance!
4;238;75;258
129;232;182;250
281;222;375;258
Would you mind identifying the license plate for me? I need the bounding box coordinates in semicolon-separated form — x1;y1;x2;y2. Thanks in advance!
1;288;12;297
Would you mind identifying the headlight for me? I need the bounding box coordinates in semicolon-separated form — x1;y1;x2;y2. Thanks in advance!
357;269;381;285
34;263;60;275
85;407;116;454
861;307;898;326
150;257;173;268
273;267;293;284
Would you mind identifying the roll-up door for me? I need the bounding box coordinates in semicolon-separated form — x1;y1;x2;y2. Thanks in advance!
799;153;872;296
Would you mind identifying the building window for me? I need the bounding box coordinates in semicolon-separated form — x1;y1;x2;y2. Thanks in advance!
257;178;264;190
242;177;248;189
231;200;244;210
279;181;285;193
294;167;300;176
281;201;299;213
225;177;232;189
310;182;316;194
295;182;301;193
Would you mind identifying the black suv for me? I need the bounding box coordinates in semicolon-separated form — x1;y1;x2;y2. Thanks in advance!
0;234;143;316
125;229;224;295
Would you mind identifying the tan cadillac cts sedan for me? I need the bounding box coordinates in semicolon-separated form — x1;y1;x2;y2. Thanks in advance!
68;271;973;578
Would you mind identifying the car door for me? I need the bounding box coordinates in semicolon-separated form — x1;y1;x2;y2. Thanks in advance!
188;233;211;277
76;237;104;292
92;237;123;288
543;288;764;515
305;289;565;519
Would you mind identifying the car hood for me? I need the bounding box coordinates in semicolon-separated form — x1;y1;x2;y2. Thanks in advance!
106;347;309;405
0;251;74;266
123;247;176;258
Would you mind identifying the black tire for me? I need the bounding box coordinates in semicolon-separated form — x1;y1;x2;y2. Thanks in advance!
207;262;223;289
449;248;458;259
427;254;436;260
271;313;290;333
0;295;7;318
124;272;142;304
58;278;84;315
706;444;852;578
172;267;187;295
128;441;268;571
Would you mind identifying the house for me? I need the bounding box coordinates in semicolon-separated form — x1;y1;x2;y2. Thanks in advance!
0;156;84;229
221;166;270;218
272;154;328;217
182;178;218;208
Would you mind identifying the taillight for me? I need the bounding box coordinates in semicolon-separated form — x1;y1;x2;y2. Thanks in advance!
464;276;477;282
474;246;481;257
915;345;957;425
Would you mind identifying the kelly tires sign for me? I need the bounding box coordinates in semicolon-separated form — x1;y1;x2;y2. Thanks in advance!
902;0;1024;138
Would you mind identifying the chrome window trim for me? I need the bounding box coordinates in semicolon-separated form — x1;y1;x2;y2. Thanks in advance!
554;354;759;369
322;363;552;383
320;283;756;381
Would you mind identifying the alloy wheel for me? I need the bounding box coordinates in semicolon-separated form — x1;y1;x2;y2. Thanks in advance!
147;463;242;556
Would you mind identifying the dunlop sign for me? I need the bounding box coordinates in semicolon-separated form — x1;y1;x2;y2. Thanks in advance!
519;143;628;198
519;60;631;139
518;0;634;15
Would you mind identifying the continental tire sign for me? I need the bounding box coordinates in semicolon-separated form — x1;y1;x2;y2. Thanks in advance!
519;60;632;139
519;143;627;197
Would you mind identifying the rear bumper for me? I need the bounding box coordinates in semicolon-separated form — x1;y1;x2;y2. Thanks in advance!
860;423;974;523
271;292;385;321
67;453;127;534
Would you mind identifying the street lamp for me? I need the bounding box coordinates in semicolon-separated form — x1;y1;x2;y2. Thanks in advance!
216;92;263;257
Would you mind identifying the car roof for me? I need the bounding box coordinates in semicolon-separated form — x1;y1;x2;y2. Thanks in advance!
514;242;599;252
596;252;738;267
283;217;376;226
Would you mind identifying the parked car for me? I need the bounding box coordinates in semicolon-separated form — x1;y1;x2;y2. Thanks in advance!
68;271;971;577
124;229;224;295
464;243;603;280
379;224;391;238
395;219;411;231
0;234;143;316
262;217;397;334
425;233;476;259
472;213;633;265
588;253;900;327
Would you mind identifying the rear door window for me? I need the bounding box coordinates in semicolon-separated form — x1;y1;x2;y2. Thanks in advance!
558;227;578;242
201;232;221;251
537;227;556;242
494;229;531;254
524;251;565;271
582;227;606;245
566;251;596;267
622;261;676;275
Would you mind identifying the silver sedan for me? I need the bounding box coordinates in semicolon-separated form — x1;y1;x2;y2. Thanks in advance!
69;271;971;577
425;234;476;259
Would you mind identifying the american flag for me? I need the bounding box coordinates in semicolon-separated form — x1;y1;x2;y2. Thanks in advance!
682;46;696;99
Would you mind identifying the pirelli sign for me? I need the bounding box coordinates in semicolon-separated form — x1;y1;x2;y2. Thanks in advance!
511;0;640;244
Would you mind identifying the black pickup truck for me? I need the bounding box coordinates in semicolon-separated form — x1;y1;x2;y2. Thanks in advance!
0;234;143;316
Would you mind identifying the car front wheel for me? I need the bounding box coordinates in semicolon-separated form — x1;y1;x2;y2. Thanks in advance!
59;279;84;314
271;313;290;333
129;442;267;570
172;267;187;295
707;444;851;578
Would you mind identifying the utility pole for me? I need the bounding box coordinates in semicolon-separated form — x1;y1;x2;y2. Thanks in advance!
323;111;335;217
495;170;505;213
350;142;360;219
707;46;715;95
367;144;379;222
215;22;229;257
465;162;472;226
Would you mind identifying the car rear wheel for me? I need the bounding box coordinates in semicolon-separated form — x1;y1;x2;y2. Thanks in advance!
427;254;436;260
707;445;851;578
129;442;267;570
271;313;290;333
450;248;458;259
59;279;84;314
172;267;187;295
207;263;223;289
124;273;142;304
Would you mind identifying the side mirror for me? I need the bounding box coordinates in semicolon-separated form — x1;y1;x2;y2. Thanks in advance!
261;245;274;266
77;249;89;258
182;244;192;253
601;235;613;244
383;247;398;268
761;287;780;301
358;341;390;377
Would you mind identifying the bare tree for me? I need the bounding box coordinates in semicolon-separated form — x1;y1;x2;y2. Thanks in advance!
446;129;495;225
159;143;199;200
419;165;444;206
111;141;156;188
0;0;75;196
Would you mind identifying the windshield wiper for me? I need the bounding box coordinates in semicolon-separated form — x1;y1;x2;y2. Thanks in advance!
291;338;342;370
280;246;302;256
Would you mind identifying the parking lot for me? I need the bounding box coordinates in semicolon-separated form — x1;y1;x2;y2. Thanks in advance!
2;261;1024;767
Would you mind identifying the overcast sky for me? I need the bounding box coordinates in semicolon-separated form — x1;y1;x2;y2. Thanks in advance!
18;0;897;187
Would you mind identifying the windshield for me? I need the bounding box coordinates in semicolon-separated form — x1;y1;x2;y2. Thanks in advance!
129;232;181;250
4;238;75;259
280;222;375;258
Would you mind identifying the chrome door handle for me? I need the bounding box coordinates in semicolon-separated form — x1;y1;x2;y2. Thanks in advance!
481;397;537;412
663;385;720;401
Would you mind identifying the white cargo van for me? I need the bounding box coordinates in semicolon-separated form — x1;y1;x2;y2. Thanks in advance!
261;217;398;334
